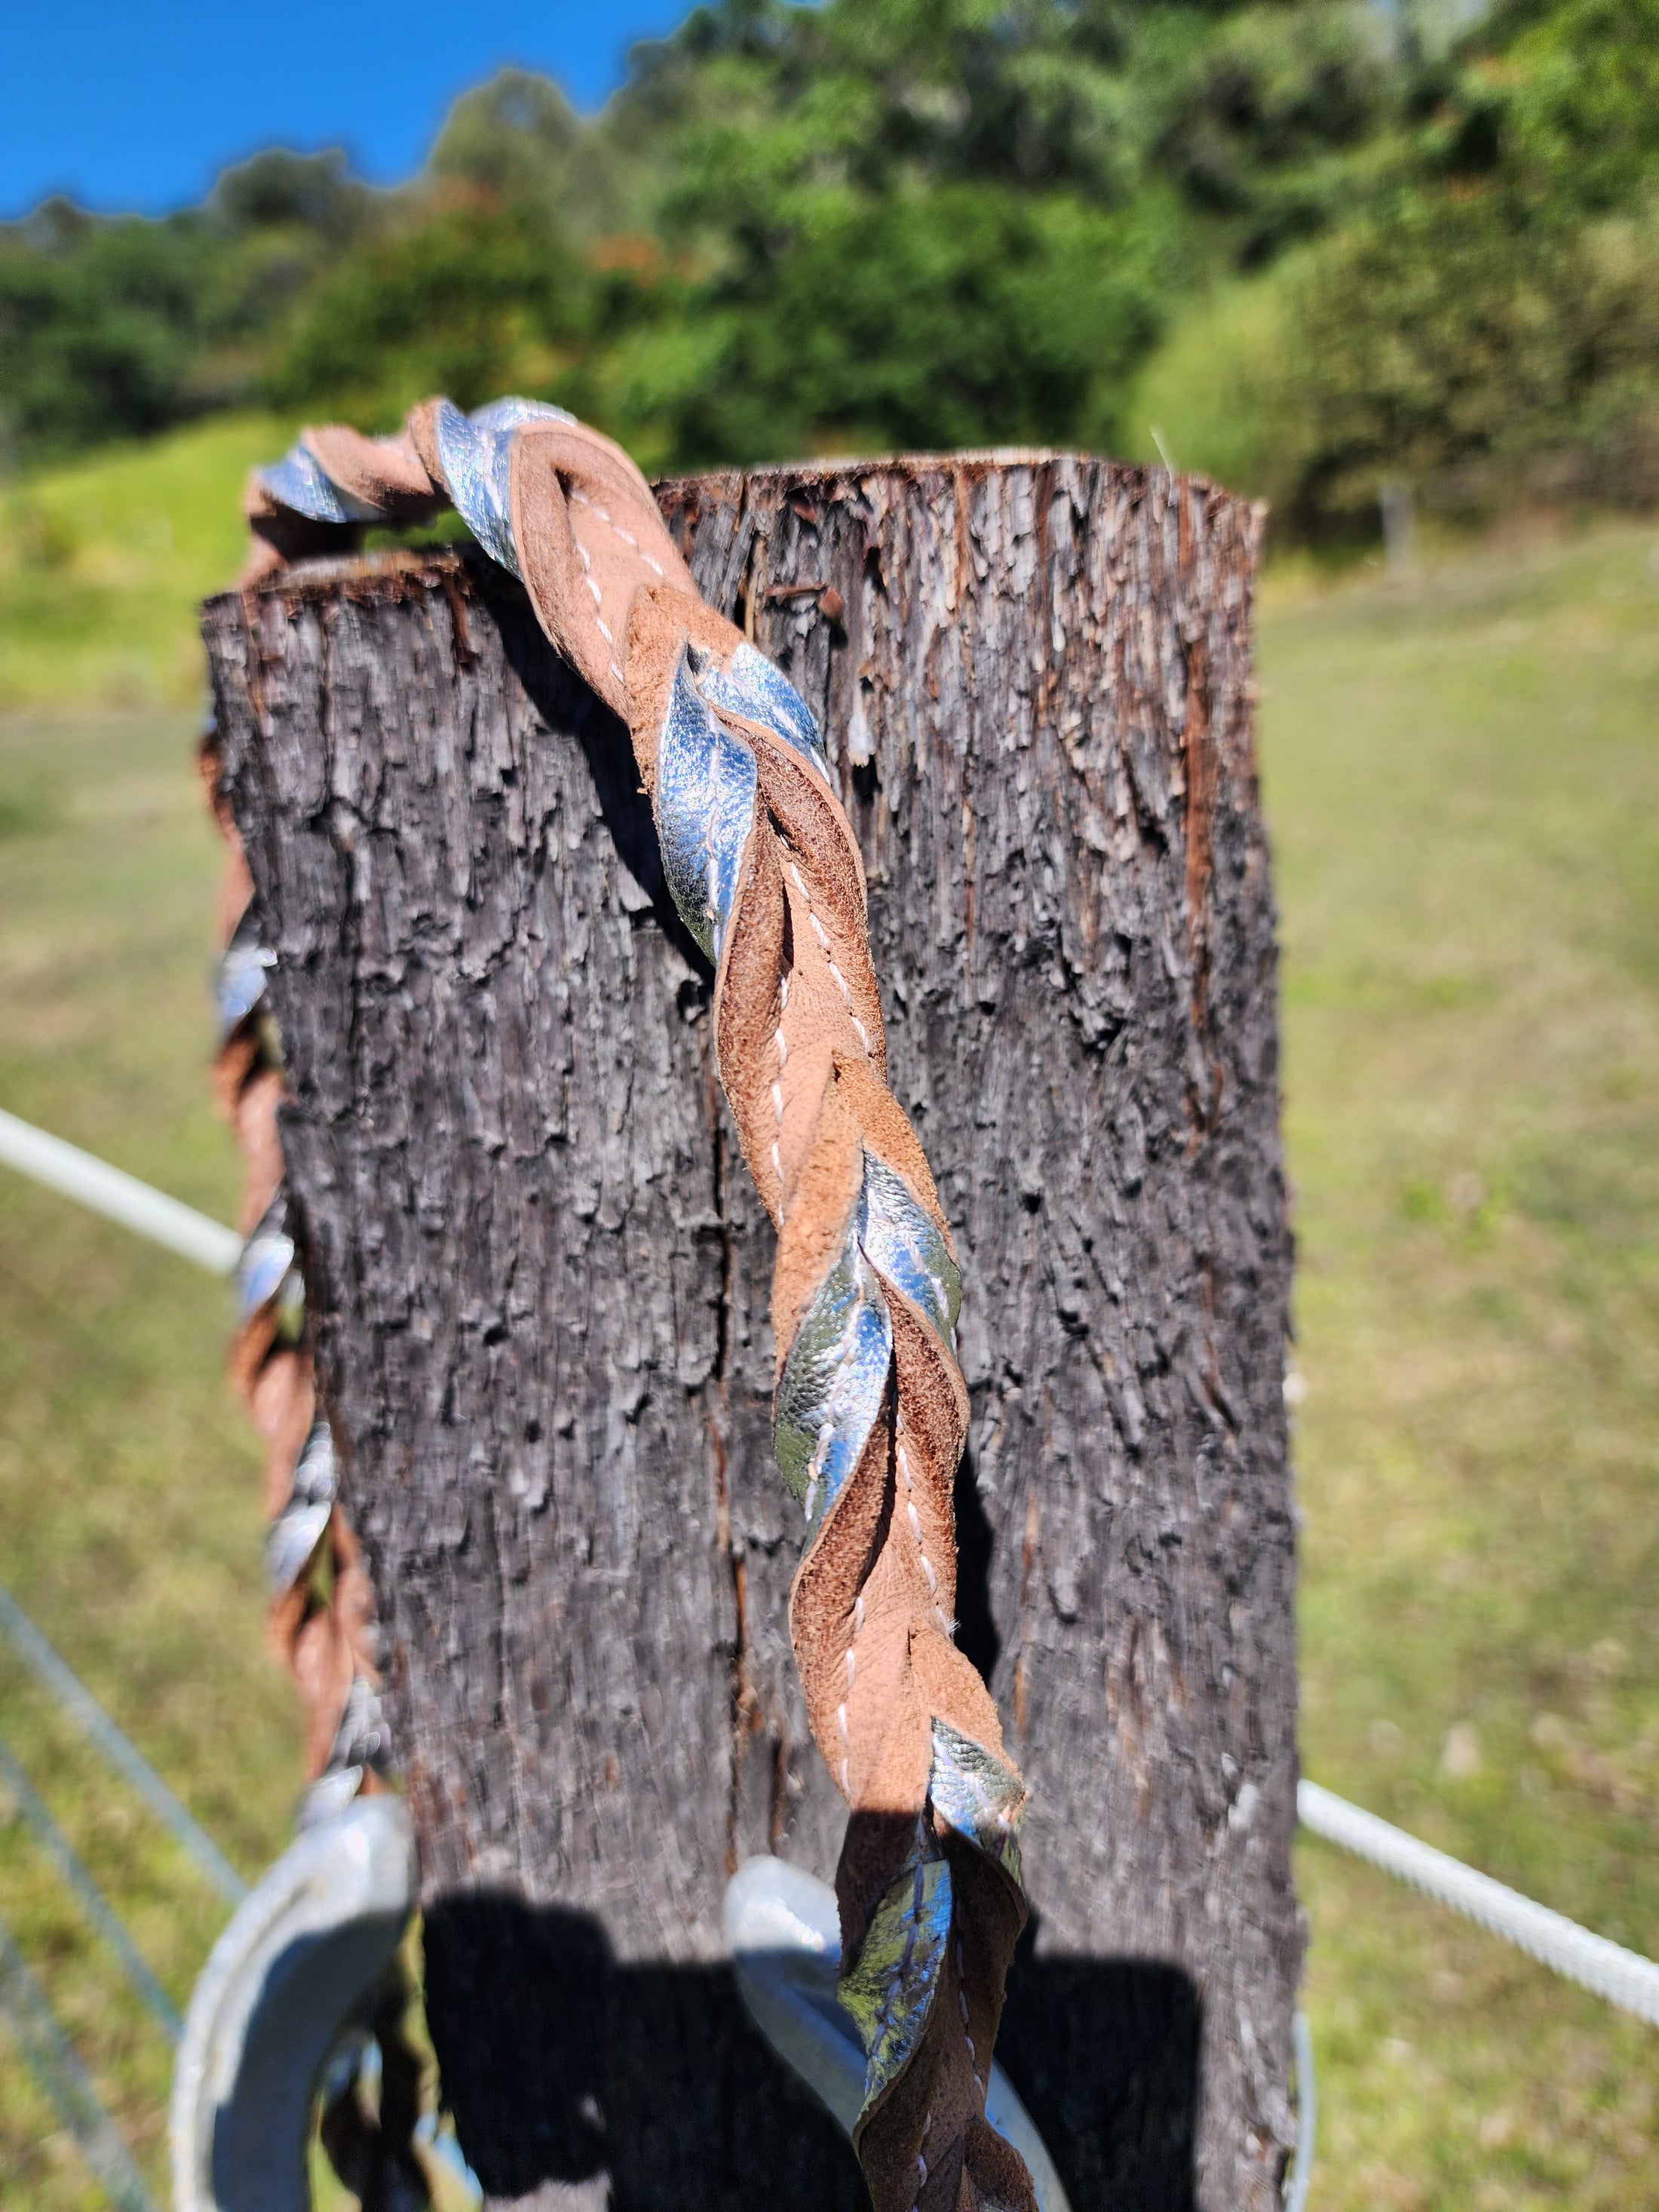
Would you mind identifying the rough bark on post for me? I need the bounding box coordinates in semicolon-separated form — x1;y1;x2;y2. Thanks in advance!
204;454;1299;2212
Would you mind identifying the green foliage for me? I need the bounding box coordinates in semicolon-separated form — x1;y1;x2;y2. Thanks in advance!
428;70;587;208
0;152;377;467
0;206;225;460
1132;189;1659;535
7;0;1659;535
589;1;1204;459
270;199;589;425
1119;268;1287;486
603;180;1174;465
1431;0;1659;217
1151;1;1400;259
603;0;1409;460
428;68;661;240
1268;193;1659;530
207;146;378;242
0;0;1422;486
1130;0;1659;535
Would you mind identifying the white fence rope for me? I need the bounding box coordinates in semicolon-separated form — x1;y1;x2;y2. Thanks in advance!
5;1106;1657;2036
0;1108;241;1275
1300;1781;1659;2026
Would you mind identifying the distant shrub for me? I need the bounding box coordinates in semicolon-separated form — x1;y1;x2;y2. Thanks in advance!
1268;193;1659;534
600;183;1173;468
1127;189;1659;538
267;201;589;428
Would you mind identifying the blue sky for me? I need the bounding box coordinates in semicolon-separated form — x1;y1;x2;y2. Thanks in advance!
2;1;695;220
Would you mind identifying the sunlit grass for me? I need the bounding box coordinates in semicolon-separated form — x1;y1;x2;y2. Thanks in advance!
0;416;293;711
0;444;1654;2204
1266;518;1659;2207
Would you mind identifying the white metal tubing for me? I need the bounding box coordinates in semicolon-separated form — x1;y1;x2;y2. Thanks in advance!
1299;1780;1659;2027
0;1107;241;1275
170;1797;416;2212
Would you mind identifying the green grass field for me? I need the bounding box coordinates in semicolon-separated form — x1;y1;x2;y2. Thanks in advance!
0;418;294;713
0;425;1655;2207
1265;526;1659;2207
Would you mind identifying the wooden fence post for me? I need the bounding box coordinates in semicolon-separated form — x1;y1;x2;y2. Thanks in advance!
204;455;1298;2212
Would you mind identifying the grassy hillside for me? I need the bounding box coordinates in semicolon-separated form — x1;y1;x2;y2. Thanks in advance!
0;465;1654;2204
0;417;292;711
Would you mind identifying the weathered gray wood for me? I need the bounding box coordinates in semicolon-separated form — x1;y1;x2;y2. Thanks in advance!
204;455;1298;2212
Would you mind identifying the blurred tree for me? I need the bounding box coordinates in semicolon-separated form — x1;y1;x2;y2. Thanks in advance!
209;147;378;243
432;72;581;183
1258;0;1659;529
1153;2;1400;262
583;0;1428;463
0;206;231;459
602;176;1172;464
10;0;1659;536
0;0;1428;474
1266;195;1659;532
0;151;383;463
269;198;589;426
1432;0;1659;214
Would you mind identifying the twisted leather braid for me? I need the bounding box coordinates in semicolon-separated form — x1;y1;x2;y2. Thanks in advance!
242;400;1036;2212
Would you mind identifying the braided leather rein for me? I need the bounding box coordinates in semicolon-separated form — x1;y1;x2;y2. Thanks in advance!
239;400;1036;2212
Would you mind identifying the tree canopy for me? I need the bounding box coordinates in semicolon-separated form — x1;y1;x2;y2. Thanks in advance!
5;0;1657;534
